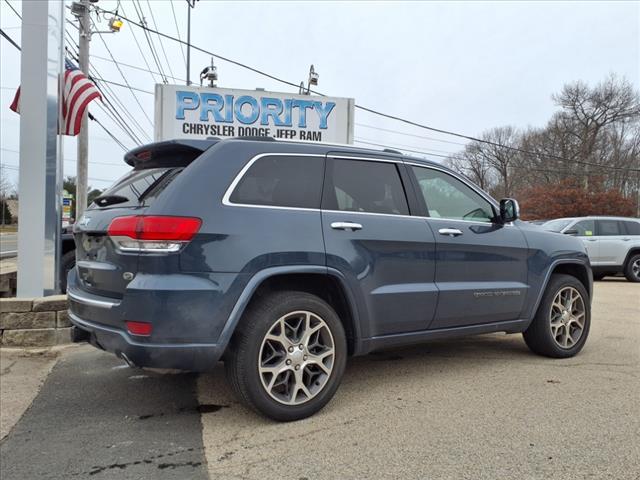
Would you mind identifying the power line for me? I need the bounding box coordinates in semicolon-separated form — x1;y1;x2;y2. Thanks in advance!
2;163;119;184
0;27;20;50
90;15;154;127
2;0;20;20
354;136;457;156
64;32;147;145
1;147;126;165
130;0;168;83
354;139;640;176
169;0;187;72
91;53;185;82
117;2;159;85
91;83;145;145
96;5;639;173
87;112;128;151
355;122;468;147
64;34;139;146
90;76;154;95
145;0;175;81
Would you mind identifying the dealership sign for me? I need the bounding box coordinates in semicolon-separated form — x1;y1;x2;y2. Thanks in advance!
154;85;354;144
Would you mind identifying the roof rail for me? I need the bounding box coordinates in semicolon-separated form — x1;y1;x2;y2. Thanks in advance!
233;136;277;142
382;148;402;155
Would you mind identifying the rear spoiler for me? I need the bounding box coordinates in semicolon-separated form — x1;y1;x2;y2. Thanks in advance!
124;139;219;168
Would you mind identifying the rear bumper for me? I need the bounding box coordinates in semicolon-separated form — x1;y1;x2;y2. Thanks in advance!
66;267;240;371
69;311;224;371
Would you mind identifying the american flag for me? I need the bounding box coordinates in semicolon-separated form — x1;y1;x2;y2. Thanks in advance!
9;59;101;136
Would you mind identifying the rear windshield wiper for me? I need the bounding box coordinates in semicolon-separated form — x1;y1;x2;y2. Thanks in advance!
93;194;129;207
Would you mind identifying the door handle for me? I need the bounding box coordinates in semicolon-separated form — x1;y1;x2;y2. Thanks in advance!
622;238;631;241
331;222;363;231
586;238;597;242
438;228;463;237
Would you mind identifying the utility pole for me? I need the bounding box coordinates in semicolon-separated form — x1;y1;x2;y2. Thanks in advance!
76;0;91;220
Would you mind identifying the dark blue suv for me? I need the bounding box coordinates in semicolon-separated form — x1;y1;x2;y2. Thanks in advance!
68;138;592;421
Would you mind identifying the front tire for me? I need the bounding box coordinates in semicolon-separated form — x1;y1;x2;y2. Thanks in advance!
523;274;590;358
624;254;640;282
225;291;347;421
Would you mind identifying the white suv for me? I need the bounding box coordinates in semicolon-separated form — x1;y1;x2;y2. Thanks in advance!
542;216;640;282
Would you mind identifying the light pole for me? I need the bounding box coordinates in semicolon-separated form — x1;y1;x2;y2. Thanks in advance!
186;0;199;86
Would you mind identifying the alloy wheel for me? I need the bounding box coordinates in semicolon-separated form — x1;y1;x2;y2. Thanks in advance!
632;259;640;280
258;311;335;405
549;286;586;349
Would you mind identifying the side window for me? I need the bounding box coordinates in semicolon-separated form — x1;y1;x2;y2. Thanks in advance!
623;221;640;235
597;220;622;236
411;166;495;223
323;159;409;215
573;220;595;236
229;155;324;209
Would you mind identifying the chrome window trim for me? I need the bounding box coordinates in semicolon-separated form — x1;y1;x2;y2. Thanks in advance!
328;154;402;164
222;152;509;226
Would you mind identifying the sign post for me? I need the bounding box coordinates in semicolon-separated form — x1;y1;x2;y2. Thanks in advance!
155;85;354;144
16;1;64;296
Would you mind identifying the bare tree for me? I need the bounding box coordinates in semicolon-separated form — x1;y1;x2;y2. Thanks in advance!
449;74;640;210
552;74;640;186
446;142;496;191
0;164;12;200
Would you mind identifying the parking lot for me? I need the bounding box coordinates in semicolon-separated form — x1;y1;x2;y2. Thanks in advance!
1;279;638;479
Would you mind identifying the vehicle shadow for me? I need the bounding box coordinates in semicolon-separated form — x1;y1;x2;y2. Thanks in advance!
198;332;542;425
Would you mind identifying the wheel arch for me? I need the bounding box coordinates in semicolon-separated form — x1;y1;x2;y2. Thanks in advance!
623;247;640;268
530;260;592;323
219;266;362;357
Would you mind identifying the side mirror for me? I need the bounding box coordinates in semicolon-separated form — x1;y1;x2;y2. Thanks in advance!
499;198;520;223
564;229;579;236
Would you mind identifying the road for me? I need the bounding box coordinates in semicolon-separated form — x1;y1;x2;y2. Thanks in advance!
1;279;638;479
0;233;17;258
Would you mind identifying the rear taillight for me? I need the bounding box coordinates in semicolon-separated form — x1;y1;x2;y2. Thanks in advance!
107;215;201;253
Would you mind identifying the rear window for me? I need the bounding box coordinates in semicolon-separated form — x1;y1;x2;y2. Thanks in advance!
229;155;324;209
89;167;182;209
623;221;640;235
597;220;623;236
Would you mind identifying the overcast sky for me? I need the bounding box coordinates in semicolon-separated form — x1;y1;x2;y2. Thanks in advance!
1;0;638;191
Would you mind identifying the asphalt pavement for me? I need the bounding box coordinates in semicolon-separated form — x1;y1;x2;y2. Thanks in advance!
0;279;638;479
0;234;17;258
198;279;639;479
0;348;208;480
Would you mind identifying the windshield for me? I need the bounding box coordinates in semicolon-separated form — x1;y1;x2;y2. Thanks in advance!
541;219;572;232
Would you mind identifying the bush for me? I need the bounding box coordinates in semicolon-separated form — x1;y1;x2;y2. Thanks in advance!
519;179;636;220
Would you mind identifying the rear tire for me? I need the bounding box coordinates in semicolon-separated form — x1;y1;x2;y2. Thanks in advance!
624;254;640;282
225;291;347;421
523;274;590;358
